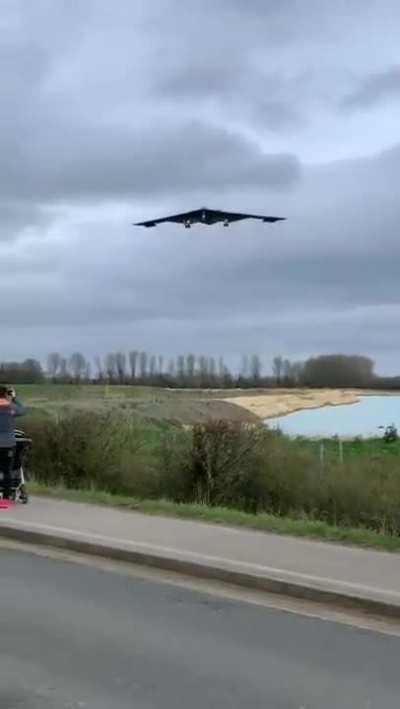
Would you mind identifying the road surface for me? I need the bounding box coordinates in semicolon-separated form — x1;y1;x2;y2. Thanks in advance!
1;547;399;708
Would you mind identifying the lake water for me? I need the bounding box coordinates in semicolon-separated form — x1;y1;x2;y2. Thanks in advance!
265;396;400;438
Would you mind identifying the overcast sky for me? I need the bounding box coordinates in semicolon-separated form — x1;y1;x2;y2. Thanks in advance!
2;0;400;373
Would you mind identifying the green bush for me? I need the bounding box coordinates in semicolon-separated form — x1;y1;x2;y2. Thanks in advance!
23;413;400;537
25;412;161;498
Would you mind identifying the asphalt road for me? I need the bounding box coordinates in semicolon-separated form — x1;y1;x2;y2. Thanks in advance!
1;549;399;709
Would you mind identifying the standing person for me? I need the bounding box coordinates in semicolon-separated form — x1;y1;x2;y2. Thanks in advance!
0;386;26;499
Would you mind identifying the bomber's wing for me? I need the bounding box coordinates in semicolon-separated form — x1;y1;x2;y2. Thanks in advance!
134;209;201;228
220;210;286;223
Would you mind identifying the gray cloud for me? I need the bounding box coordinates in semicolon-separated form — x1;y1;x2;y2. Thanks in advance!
159;65;307;134
340;66;400;112
0;201;51;241
1;118;300;208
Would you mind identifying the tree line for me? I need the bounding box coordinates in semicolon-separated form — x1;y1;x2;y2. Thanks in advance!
47;350;303;387
44;351;393;389
1;351;399;389
0;359;44;384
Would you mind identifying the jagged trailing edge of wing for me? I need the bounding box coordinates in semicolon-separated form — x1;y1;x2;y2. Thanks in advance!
134;207;286;228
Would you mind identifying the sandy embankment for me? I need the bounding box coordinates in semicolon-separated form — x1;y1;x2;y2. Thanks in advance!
223;389;360;420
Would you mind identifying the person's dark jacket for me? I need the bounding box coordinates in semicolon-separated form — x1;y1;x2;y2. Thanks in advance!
0;398;25;448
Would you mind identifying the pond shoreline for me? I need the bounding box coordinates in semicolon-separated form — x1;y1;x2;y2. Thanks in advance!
263;394;400;439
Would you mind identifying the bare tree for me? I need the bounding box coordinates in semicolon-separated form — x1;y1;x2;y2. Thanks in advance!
105;353;117;382
139;351;148;379
95;356;103;380
272;355;284;384
85;362;92;382
158;355;164;376
167;358;176;379
115;352;127;383
282;358;292;383
149;355;157;379
218;356;232;386
240;354;249;379
129;350;138;381
177;355;185;383
59;358;69;380
208;356;216;383
198;356;209;386
69;352;87;381
186;354;196;381
47;352;61;378
249;354;262;383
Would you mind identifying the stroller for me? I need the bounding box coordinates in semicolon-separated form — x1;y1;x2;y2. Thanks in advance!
0;429;31;504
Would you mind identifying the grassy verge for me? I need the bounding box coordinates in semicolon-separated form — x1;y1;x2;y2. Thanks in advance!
29;482;400;553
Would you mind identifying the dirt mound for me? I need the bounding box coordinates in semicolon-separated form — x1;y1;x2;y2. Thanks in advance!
133;398;260;425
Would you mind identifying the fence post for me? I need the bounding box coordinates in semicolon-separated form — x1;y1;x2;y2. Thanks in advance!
319;441;325;477
339;438;344;464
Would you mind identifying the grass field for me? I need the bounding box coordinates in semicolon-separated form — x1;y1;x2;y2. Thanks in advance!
18;383;277;401
18;383;261;425
15;382;371;425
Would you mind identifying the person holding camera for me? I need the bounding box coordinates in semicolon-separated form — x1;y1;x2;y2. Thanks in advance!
0;386;26;499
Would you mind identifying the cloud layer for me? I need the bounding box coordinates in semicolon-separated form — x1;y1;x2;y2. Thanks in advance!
2;0;400;373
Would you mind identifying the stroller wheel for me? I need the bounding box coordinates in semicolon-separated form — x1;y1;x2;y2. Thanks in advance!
18;484;29;505
19;485;29;504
